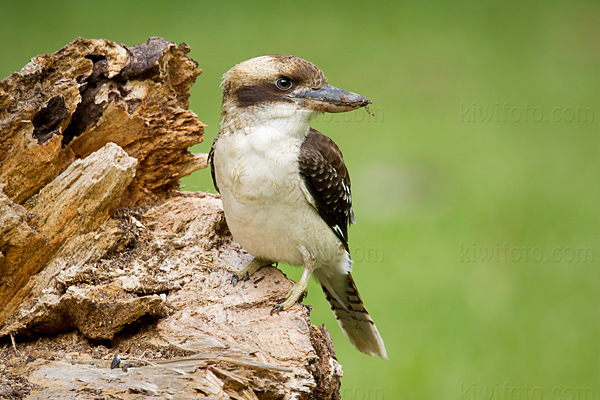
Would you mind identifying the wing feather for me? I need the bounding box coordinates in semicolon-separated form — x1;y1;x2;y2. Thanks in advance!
299;128;355;250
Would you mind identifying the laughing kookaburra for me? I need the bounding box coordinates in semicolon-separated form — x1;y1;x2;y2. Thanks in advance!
209;55;387;359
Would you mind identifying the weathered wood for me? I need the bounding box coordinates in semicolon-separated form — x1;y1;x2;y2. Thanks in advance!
0;36;205;326
0;143;138;327
0;36;205;207
0;38;341;399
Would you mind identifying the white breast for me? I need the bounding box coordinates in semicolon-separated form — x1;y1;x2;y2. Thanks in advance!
213;114;345;268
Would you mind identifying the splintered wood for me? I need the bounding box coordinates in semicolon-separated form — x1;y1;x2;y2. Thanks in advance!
0;38;341;399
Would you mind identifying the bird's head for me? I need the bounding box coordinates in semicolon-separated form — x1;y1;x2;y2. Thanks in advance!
221;55;371;119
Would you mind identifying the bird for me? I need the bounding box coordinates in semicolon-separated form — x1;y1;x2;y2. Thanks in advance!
209;54;387;359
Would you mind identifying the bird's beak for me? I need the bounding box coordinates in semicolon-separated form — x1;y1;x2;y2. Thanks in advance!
290;84;372;113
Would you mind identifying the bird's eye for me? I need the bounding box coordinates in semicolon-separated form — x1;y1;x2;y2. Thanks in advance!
275;77;293;91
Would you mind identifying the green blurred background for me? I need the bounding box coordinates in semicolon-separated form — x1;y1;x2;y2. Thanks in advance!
2;0;598;398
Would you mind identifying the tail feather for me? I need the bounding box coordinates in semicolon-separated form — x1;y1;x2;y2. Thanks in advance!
316;271;388;359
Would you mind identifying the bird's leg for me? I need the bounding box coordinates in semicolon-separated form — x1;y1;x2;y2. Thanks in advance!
271;251;316;314
231;257;274;285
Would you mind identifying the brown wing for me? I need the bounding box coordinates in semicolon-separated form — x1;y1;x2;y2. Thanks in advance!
299;128;355;250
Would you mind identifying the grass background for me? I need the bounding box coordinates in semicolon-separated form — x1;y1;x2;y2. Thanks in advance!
1;0;598;398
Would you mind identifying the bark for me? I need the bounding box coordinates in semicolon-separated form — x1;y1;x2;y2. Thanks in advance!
0;38;341;400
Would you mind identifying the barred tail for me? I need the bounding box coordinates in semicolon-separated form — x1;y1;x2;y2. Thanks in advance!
315;269;387;359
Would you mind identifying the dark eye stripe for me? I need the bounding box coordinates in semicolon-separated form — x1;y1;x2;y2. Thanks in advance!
233;82;295;108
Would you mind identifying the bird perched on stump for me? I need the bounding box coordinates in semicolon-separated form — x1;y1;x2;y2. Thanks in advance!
209;55;387;359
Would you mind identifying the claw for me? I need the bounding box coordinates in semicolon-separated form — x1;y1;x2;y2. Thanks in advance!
276;297;286;304
231;271;249;286
270;305;284;315
232;259;269;286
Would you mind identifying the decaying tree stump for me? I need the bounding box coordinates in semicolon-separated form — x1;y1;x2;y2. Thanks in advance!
0;38;341;400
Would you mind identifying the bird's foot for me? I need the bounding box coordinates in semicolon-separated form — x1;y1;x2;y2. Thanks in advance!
270;253;314;315
231;271;249;285
270;305;285;315
231;258;274;286
270;283;308;315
